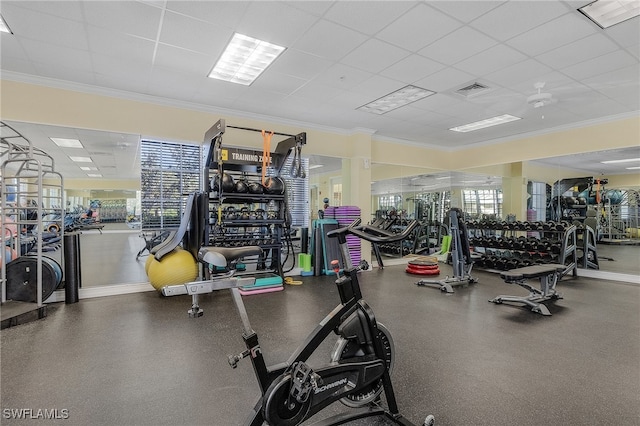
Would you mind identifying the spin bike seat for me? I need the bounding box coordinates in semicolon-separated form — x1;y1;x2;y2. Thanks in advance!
198;246;262;267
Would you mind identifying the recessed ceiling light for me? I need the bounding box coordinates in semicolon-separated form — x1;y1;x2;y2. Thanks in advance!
79;166;99;171
208;33;286;85
578;0;640;29
601;157;640;164
358;85;435;115
87;173;102;177
0;14;12;34
308;164;324;170
69;156;93;162
625;166;640;170
51;137;84;148
449;114;521;132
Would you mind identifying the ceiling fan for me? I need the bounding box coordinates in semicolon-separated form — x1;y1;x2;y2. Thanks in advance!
527;82;556;108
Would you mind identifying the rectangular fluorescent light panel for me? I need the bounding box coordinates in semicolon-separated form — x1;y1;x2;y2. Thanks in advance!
600;157;640;164
625;166;640;170
0;14;12;34
358;85;435;115
308;164;324;170
449;114;521;132
69;156;93;163
87;174;102;177
578;0;640;29
79;166;99;171
51;137;84;148
208;33;285;85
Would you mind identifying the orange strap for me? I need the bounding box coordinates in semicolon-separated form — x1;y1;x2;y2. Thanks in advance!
261;130;273;185
596;179;601;204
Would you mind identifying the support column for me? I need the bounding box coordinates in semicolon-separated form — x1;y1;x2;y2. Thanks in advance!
502;162;528;221
345;131;373;259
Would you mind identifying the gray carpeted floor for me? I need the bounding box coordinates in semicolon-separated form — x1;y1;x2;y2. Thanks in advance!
1;264;639;425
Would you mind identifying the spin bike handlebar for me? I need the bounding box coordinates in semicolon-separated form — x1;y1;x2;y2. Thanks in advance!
327;218;420;244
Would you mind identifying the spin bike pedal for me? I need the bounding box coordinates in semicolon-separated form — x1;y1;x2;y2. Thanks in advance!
289;362;319;404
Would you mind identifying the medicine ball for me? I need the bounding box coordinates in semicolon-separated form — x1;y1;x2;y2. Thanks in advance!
210;173;235;192
235;179;249;193
263;176;285;195
247;181;264;194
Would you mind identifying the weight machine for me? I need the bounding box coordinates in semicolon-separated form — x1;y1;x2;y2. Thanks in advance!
416;208;477;293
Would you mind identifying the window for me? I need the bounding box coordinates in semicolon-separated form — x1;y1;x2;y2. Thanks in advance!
462;189;502;219
140;140;201;230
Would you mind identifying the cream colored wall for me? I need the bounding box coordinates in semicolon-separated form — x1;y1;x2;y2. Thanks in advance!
2;79;638;209
2;79;637;173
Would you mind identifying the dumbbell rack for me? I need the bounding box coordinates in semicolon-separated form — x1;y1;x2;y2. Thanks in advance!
208;172;286;279
467;221;577;278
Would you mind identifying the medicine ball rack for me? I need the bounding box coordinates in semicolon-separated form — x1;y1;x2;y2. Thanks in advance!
466;220;578;278
203;119;306;282
1;122;65;328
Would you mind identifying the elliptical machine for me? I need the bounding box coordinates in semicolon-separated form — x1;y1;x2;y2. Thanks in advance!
416;208;477;293
164;219;434;426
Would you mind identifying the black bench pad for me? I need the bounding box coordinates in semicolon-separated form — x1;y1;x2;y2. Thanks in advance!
500;263;565;281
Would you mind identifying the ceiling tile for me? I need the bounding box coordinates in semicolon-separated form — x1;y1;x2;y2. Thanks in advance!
92;55;154;93
87;26;156;63
1;5;89;51
340;39;410;74
82;1;162;40
413;67;476;93
153;44;213;76
165;1;249;28
429;1;506;23
324;1;415;35
380;54;445;85
454;44;527;77
292;19;368;60
159;11;233;55
2;0;84;22
506;13;597;57
235;2;320;47
251;70;308;96
19;38;92;72
284;1;334;17
484;59;553;88
311;63;373;90
603;16;640;48
469;1;570;41
32;61;96;86
561;50;638;80
331;90;380;110
266;49;333;80
349;75;406;98
376;3;463;52
291;81;345;103
418;26;498;66
535;33;619;70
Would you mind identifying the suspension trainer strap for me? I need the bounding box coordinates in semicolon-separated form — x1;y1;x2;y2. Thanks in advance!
261;130;273;185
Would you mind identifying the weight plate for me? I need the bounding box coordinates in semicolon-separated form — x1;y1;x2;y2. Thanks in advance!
6;257;58;303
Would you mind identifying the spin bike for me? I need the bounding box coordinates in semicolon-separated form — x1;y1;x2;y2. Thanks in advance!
163;219;434;426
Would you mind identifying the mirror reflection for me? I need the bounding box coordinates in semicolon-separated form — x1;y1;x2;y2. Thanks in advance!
2;121;638;290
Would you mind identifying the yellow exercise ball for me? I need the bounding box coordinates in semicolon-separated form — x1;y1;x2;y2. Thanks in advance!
144;254;154;274
147;248;198;291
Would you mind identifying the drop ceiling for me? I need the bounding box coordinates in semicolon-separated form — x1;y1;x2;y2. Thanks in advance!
0;1;638;181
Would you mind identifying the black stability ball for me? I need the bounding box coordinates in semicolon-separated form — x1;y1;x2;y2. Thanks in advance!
247;181;264;194
235;179;248;193
211;173;235;192
263;176;285;195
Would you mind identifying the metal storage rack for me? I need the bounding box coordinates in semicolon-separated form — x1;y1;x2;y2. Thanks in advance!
468;220;577;278
203;119;306;280
1;122;64;326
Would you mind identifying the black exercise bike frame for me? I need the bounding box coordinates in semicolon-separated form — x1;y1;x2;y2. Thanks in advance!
237;225;416;426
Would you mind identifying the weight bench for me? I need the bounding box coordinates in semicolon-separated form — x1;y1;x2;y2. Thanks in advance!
489;263;565;316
